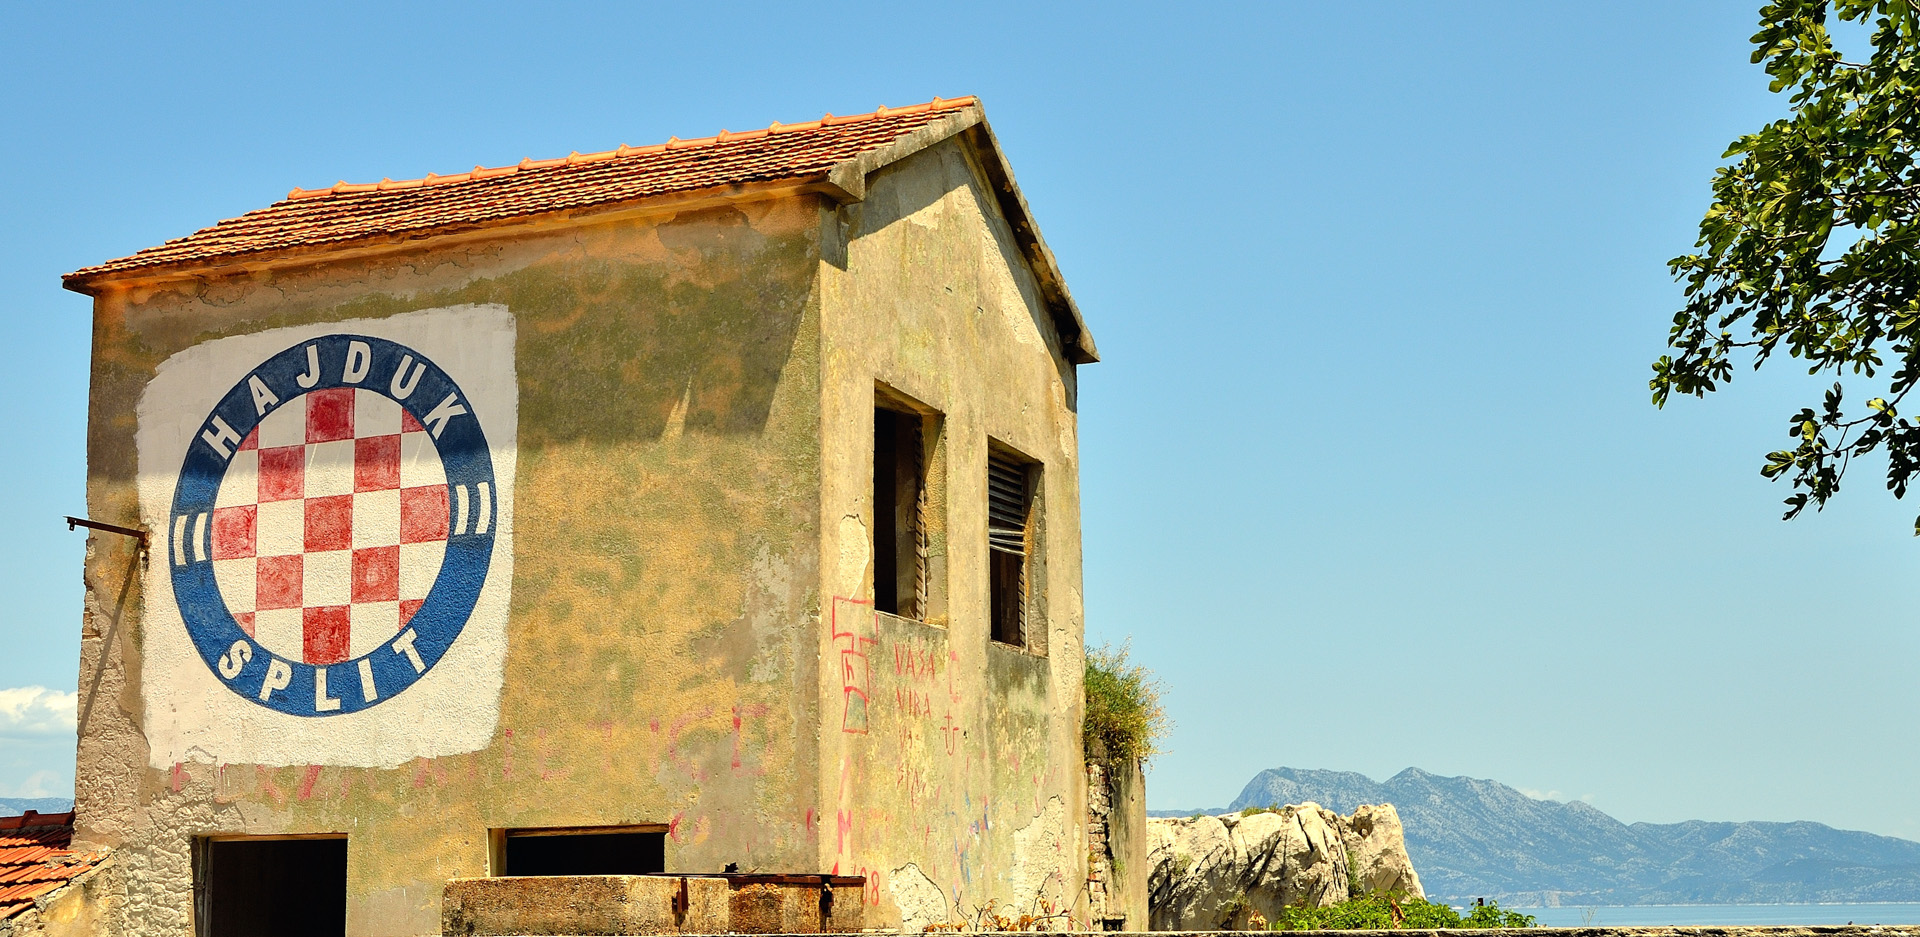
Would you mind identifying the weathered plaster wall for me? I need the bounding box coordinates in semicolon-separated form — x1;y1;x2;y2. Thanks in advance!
816;138;1088;929
1106;758;1150;929
75;197;828;936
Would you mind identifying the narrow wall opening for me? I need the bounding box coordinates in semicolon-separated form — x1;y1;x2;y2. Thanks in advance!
195;836;347;937
491;825;668;875
874;385;945;622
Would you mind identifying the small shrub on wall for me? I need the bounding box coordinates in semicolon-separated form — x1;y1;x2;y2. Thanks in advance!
1082;641;1170;766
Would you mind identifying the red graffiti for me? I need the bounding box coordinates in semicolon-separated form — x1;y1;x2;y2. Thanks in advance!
893;686;934;718
730;703;772;774
892;643;939;682
254;766;287;807
298;765;322;800
831;596;876;733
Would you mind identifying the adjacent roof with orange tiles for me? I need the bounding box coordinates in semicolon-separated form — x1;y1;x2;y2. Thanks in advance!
62;94;1096;363
0;811;102;921
69;97;975;282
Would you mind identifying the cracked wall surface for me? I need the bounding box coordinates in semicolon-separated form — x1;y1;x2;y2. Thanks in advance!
815;138;1088;930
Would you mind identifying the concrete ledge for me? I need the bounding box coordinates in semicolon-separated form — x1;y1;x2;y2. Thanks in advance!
442;874;865;935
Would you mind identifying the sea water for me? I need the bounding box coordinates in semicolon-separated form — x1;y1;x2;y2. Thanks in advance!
1520;904;1920;926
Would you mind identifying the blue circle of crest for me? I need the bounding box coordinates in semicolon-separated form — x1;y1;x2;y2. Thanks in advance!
167;334;496;717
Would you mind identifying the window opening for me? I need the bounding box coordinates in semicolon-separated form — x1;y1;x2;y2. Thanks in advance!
496;825;667;876
987;446;1035;647
196;836;347;937
874;405;929;619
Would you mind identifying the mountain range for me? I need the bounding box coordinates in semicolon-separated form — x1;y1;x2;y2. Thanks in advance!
1156;767;1920;906
0;797;73;817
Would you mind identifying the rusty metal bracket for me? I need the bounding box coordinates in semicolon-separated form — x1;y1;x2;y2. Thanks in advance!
65;516;149;550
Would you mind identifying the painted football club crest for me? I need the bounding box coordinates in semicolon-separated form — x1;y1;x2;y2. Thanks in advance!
168;334;495;716
136;305;516;768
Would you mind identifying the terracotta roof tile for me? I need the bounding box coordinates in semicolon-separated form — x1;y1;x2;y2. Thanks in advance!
0;812;102;921
67;96;979;283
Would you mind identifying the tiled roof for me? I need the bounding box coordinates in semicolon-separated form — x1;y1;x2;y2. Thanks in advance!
65;96;980;283
0;811;101;921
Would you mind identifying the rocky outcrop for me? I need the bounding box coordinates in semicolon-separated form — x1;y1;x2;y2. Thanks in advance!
1343;804;1423;898
1147;803;1422;931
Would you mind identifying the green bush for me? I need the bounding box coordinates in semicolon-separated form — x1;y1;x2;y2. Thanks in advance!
1082;641;1170;765
1460;902;1537;929
1270;895;1535;930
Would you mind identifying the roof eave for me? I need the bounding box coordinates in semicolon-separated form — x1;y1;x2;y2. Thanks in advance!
59;176;844;297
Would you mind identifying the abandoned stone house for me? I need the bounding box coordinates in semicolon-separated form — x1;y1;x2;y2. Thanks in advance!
28;96;1148;937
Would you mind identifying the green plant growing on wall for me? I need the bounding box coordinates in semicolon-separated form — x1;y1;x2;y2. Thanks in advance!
1270;895;1536;930
1082;640;1170;766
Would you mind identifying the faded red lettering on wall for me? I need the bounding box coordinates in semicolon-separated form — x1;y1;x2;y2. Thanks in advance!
298;764;322;800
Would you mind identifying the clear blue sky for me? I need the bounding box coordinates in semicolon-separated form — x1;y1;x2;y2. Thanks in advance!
6;1;1918;838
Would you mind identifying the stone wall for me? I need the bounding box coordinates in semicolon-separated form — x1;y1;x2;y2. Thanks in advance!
1087;762;1116;925
1086;758;1148;930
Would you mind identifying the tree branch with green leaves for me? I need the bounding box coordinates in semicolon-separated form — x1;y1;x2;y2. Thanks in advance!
1656;0;1920;529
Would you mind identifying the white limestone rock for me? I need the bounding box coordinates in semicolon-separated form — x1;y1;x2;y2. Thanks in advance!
1343;803;1423;898
1147;802;1424;930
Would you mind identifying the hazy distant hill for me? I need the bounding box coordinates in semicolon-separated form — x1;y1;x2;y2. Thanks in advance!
1215;767;1920;905
0;797;73;817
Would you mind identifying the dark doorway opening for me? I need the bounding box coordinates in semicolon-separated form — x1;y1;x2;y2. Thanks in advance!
873;404;927;618
500;827;666;876
198;837;347;937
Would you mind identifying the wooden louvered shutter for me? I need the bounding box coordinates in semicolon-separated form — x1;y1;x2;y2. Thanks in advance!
987;449;1029;645
987;452;1029;557
911;419;929;618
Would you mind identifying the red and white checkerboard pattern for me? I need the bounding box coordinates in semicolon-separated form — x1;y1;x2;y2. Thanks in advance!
209;387;449;665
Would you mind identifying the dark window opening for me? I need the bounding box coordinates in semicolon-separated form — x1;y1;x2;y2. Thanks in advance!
500;827;666;876
196;837;347;937
874;405;928;618
987;446;1035;647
